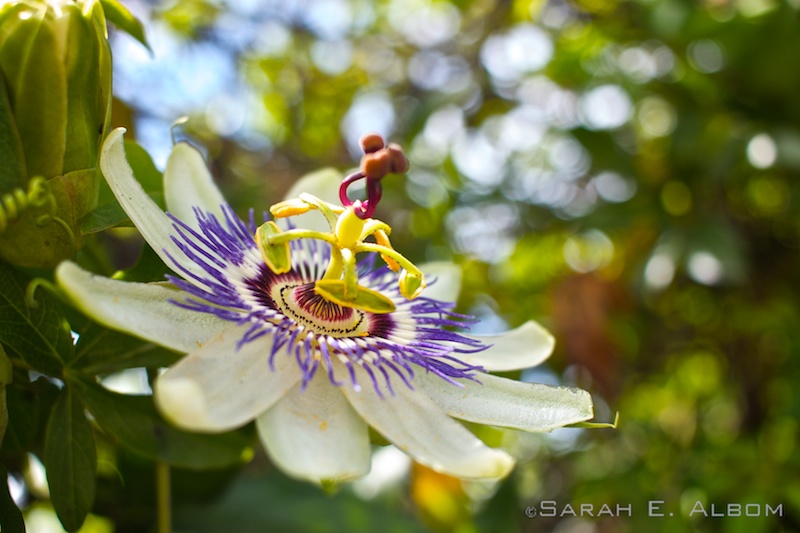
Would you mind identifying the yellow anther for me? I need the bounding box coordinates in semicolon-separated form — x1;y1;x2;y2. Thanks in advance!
270;198;314;218
255;221;292;274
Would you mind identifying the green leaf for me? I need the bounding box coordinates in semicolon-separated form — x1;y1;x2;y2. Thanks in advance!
1;374;60;455
0;464;24;533
85;140;165;234
0;262;71;375
72;323;181;374
44;387;97;532
79;191;164;234
113;241;171;283
120;140;164;194
174;472;429;533
99;0;151;51
79;198;132;234
76;380;252;469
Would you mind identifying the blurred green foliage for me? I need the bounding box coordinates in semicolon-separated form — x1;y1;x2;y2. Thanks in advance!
3;0;800;531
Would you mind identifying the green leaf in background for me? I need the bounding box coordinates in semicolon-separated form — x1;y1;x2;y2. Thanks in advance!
111;140;164;201
44;387;97;532
80;191;164;235
77;380;252;469
99;0;151;51
174;472;429;533
79;198;134;234
0;464;25;533
71;323;181;374
84;140;165;234
1;373;60;456
113;241;171;282
0;262;71;375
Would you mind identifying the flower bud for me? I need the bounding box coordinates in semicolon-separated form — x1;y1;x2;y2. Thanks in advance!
360;151;391;179
359;132;384;154
0;0;113;268
386;144;409;174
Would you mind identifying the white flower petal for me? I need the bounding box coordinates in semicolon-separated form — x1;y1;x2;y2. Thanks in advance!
99;128;207;281
282;168;343;233
164;142;227;226
418;372;594;432
419;261;462;303
456;321;555;371
257;372;370;483
340;363;514;480
155;324;302;432
55;261;228;353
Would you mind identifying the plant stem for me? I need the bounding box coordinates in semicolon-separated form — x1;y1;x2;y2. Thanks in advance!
156;459;171;533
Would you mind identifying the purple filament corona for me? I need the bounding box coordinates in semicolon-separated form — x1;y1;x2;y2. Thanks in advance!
163;204;488;395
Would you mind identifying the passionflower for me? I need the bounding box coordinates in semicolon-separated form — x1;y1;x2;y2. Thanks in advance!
56;128;595;483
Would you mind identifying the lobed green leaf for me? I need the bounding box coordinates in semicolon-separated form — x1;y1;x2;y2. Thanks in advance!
44;387;97;532
0;262;71;375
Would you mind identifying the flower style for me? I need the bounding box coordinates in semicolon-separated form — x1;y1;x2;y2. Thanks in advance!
56;128;595;483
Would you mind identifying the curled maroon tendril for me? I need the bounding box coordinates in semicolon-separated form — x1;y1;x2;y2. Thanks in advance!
339;133;409;219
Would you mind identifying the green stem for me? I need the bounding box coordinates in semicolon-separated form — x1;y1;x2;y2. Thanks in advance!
156;460;171;533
